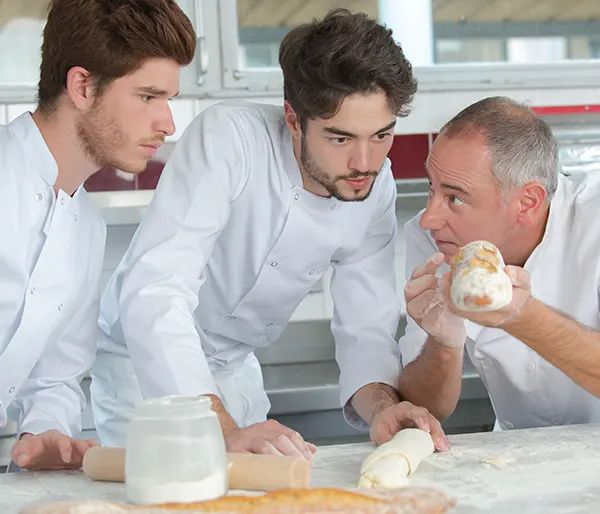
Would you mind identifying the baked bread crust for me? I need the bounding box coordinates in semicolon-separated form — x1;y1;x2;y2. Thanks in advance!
21;487;455;514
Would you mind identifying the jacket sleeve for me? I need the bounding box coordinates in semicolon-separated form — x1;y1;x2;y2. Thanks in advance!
398;213;439;367
9;219;106;437
329;169;402;430
118;106;250;400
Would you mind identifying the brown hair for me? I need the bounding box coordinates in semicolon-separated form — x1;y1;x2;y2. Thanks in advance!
279;8;417;127
38;0;196;112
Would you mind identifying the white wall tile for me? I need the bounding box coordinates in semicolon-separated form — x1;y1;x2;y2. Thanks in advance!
166;98;196;142
7;103;36;122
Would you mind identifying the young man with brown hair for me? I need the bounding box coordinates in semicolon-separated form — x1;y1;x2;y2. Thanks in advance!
93;8;450;460
0;0;195;471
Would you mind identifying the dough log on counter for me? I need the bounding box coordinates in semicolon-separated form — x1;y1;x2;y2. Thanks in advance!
358;429;435;489
20;487;455;514
449;240;512;312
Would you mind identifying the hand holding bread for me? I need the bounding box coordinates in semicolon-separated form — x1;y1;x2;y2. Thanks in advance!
404;252;466;348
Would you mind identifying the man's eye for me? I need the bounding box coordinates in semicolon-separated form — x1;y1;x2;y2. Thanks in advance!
450;195;465;206
330;137;348;145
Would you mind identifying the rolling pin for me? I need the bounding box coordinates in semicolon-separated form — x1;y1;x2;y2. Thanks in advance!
82;446;310;491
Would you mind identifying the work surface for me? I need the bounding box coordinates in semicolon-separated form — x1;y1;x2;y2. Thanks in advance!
1;424;599;513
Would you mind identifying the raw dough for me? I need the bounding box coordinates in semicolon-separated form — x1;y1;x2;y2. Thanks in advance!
450;240;512;312
358;429;434;489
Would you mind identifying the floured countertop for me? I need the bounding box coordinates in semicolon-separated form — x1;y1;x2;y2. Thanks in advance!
2;424;600;513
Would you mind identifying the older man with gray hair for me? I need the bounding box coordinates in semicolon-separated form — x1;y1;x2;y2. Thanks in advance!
397;96;600;431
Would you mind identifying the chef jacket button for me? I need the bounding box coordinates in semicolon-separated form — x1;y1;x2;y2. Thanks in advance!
35;193;43;201
8;387;15;393
331;205;337;210
294;193;299;200
526;361;536;372
58;303;63;311
270;261;278;267
266;323;274;328
309;270;315;275
74;214;78;222
60;198;65;206
30;287;36;295
504;421;514;429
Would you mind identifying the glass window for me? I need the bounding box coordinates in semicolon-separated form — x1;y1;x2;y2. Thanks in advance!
234;0;600;68
0;0;205;90
0;1;47;86
436;39;505;64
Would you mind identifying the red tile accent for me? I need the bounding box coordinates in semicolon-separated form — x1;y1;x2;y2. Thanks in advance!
84;167;136;192
136;160;167;190
87;135;436;191
387;134;429;179
532;105;600;115
84;161;167;192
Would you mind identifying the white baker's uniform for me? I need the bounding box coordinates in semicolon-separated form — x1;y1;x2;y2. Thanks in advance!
400;173;600;429
0;112;105;436
92;101;402;446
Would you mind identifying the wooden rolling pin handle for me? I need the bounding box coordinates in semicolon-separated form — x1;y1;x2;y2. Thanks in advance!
82;446;310;492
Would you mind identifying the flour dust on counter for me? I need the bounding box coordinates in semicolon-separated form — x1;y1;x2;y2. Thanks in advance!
312;424;600;513
21;501;127;514
4;424;600;513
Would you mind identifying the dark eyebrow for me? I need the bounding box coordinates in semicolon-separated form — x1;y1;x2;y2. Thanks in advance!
137;86;179;98
323;120;397;138
425;167;471;197
375;120;397;134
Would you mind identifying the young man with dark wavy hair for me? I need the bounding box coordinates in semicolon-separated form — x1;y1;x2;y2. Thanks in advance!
0;0;195;471
93;8;450;460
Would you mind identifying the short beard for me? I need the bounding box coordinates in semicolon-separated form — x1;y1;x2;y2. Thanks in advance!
300;134;378;202
76;97;126;169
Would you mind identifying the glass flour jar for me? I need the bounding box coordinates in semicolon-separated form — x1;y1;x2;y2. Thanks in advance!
125;395;228;505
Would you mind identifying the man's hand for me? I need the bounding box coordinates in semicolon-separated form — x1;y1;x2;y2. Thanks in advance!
11;430;99;471
370;401;450;452
442;265;532;328
405;253;466;347
224;420;317;463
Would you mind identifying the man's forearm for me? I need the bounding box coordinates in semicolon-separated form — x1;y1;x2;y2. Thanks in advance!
503;298;600;397
397;337;463;420
207;394;238;436
350;383;402;425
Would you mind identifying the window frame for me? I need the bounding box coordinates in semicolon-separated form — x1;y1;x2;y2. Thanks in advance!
0;0;220;103
218;0;600;94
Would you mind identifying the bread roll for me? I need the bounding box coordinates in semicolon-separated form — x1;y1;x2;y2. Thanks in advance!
450;240;512;312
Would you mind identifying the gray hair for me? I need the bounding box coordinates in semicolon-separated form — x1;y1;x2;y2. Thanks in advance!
439;96;559;201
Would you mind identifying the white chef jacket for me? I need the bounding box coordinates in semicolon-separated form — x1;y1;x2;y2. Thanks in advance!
400;172;600;429
94;100;401;435
0;112;106;436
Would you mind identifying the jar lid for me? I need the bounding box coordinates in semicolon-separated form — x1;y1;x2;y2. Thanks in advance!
133;395;213;420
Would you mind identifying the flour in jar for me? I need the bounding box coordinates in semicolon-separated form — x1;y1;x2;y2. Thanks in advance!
126;471;228;505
